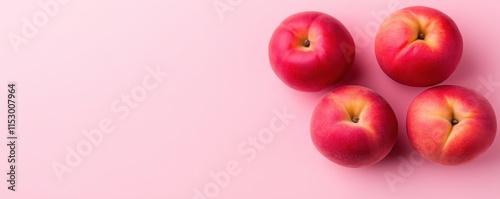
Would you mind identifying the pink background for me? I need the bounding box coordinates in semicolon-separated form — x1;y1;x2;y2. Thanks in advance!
1;0;500;198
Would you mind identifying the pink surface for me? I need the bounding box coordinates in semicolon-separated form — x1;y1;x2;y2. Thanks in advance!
1;0;499;198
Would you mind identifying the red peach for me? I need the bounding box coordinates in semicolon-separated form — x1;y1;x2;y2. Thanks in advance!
375;6;463;87
269;11;355;92
407;85;497;165
311;85;398;167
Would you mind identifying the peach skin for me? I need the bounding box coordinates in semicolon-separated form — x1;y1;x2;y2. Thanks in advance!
407;85;497;165
311;85;398;167
269;11;355;92
375;6;463;87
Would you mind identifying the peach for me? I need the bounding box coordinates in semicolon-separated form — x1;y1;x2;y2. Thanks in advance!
310;85;398;167
407;85;497;165
269;11;355;92
375;6;463;87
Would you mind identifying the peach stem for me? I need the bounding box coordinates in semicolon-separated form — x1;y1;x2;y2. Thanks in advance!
303;39;310;47
417;33;425;40
352;117;359;123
